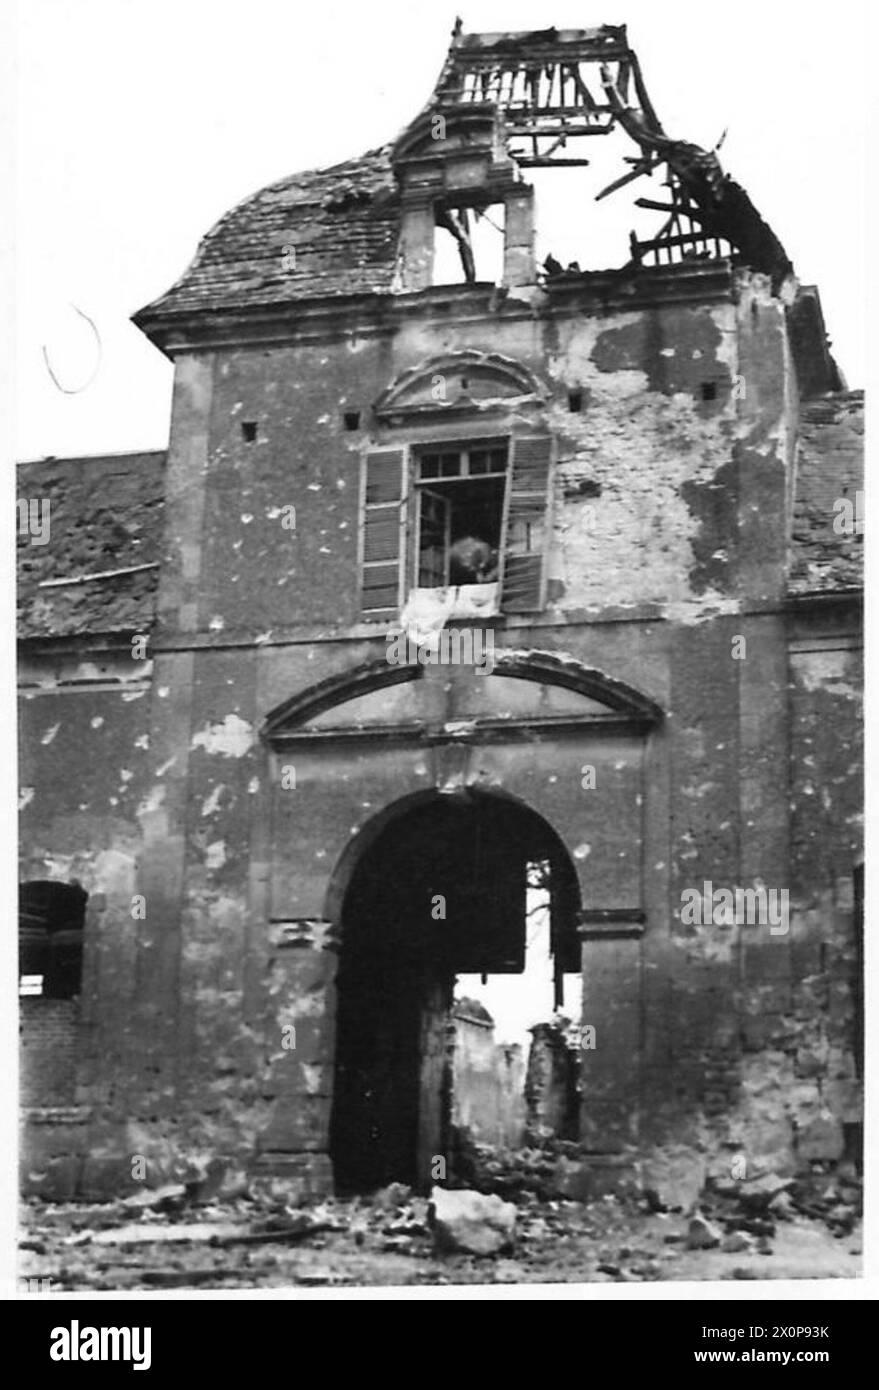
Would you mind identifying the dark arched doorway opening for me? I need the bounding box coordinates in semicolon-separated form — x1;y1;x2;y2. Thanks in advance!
328;789;580;1194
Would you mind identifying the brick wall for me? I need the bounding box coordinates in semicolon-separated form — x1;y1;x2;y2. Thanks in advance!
20;998;80;1107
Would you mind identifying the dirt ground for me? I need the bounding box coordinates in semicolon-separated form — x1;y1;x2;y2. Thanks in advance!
18;1184;861;1291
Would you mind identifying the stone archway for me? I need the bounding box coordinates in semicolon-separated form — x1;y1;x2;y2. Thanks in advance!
326;787;581;1194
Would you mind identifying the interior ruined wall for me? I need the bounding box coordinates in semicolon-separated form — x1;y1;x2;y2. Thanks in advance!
525;1023;578;1142
451;1010;525;1149
19;268;861;1199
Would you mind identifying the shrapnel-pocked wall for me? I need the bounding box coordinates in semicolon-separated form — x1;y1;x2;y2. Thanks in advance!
18;22;862;1201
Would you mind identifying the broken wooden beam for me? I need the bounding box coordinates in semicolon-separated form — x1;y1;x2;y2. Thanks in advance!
208;1220;334;1248
595;158;658;202
515;156;591;167
634;196;703;217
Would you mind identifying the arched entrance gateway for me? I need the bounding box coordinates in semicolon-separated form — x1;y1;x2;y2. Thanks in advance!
328;789;581;1193
261;650;662;1196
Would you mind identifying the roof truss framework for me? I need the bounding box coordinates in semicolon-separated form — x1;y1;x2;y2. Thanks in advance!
132;21;799;339
396;22;793;287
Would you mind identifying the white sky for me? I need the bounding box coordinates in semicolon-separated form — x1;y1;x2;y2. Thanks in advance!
457;900;583;1051
454;867;582;1051
12;0;869;462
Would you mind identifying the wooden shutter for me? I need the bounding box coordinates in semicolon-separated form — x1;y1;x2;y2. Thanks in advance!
359;447;408;619
498;433;553;612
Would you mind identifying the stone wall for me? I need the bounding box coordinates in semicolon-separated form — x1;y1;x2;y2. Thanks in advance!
17;264;862;1199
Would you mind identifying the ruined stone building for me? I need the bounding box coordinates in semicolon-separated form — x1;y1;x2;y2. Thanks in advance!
18;24;863;1201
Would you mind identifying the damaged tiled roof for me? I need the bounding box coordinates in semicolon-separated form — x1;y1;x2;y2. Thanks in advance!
17;451;166;639
789;391;864;596
135;25;796;336
134;148;400;324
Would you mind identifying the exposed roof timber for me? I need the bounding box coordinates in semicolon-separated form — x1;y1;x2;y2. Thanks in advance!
134;22;797;334
400;21;793;288
599;58;793;286
423;24;635;137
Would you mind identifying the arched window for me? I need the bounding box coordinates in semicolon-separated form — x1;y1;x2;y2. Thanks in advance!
18;881;87;999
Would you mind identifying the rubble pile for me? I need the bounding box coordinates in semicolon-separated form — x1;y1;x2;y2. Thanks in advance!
451;1133;590;1201
680;1162;863;1259
17;1160;861;1291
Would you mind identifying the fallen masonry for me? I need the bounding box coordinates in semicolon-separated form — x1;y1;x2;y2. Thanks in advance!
18;1161;862;1289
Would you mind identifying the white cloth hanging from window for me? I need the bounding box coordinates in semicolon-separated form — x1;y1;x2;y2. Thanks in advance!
400;583;499;648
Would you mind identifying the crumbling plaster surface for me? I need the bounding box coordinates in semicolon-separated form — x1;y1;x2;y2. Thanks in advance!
18;676;154;1196
19;681;151;894
635;874;860;1184
23;602;859;1193
790;392;864;594
789;645;863;892
544;300;740;610
159;273;793;639
18;263;857;1204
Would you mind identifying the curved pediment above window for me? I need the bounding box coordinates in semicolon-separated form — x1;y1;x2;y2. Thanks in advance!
373;351;547;425
261;650;662;745
392;108;500;167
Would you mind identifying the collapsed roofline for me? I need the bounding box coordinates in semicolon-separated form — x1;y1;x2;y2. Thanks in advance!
133;21;795;341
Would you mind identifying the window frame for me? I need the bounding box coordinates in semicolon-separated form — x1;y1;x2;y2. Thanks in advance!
358;407;554;621
415;440;509;484
411;437;510;592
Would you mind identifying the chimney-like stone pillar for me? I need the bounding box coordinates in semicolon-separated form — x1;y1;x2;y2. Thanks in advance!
503;185;536;287
397;202;435;290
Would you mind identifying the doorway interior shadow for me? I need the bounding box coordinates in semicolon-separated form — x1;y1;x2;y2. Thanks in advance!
328;788;581;1194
